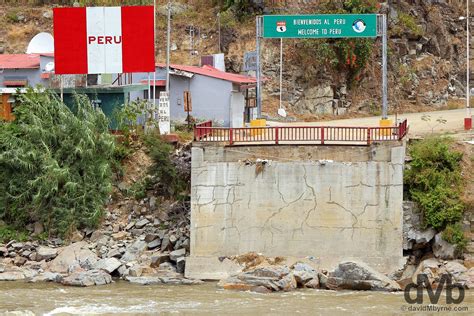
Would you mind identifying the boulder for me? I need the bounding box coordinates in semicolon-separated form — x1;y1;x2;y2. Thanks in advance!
135;218;150;229
36;246;58;261
151;254;170;267
107;248;122;258
170;248;186;262
121;240;147;262
147;239;161;250
444;261;467;279
464;255;474;269
276;273;297;291
456;268;474;289
126;276;162;285
411;258;443;285
13;256;27;266
327;261;401;291
48;242;98;273
0;271;26;281
62;269;112;287
304;278;320;289
144;234;159;243
176;257;186;274
11;242;24;250
111;231;128;240
407;227;436;245
318;272;328;289
0;246;8;256
161;236;171;251
218;266;293;292
128;265;143;277
432;233;456;260
159;262;177;272
93;258;122;273
291;262;318;287
29;272;63;283
70;230;84;242
90;230;105;242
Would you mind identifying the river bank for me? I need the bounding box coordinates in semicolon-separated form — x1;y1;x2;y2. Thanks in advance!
1;281;472;315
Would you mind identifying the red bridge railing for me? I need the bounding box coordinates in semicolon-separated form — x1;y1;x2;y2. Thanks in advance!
194;119;408;146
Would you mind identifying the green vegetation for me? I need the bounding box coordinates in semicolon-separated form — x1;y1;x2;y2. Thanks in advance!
217;0;263;21
0;89;115;237
442;223;468;251
396;12;423;37
296;0;379;85
0;225;28;244
11;0;151;5
5;10;21;23
404;137;467;250
144;134;186;199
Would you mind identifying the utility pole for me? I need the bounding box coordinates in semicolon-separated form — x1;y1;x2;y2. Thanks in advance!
382;14;388;120
166;0;171;93
153;0;156;108
217;12;221;53
467;0;472;122
256;16;261;118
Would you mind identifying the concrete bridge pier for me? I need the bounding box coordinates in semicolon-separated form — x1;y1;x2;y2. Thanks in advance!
185;143;406;280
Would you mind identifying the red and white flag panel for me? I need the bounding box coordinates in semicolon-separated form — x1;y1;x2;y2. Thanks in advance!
53;6;155;75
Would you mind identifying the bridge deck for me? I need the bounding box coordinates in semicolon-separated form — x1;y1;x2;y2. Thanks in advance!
193;119;408;146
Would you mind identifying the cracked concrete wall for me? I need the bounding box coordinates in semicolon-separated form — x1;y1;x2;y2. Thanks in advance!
187;144;406;279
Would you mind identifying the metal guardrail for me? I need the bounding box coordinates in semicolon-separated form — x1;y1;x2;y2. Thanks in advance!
194;119;408;146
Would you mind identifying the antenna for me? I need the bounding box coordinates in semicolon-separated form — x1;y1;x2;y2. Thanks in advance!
44;61;55;72
26;32;54;54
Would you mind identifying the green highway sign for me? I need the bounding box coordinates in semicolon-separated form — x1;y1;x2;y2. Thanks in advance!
262;14;378;39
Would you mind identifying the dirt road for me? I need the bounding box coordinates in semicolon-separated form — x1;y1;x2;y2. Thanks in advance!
269;109;472;137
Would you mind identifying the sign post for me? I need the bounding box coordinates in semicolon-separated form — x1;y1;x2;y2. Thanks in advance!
158;91;171;134
381;14;388;120
184;90;192;130
256;16;262;118
262;14;378;39
255;14;386;120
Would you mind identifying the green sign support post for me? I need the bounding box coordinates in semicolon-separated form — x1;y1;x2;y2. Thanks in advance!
255;14;387;119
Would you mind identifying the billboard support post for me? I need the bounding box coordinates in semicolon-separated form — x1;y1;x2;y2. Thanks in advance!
382;14;388;119
256;16;262;118
166;1;171;93
60;75;63;102
256;14;387;121
153;0;157;113
279;38;283;112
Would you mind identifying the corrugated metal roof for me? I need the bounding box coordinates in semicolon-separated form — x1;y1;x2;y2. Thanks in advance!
3;80;28;87
0;54;42;69
156;63;257;84
140;79;166;86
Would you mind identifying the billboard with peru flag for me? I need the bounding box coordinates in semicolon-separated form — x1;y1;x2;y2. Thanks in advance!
53;6;155;74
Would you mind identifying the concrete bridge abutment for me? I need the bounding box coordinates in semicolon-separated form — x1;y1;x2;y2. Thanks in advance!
186;143;406;280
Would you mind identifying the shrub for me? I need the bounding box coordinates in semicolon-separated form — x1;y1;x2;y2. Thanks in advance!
398;12;423;37
405;137;466;233
0;225;28;243
0;89;115;237
442;223;468;251
143;134;185;198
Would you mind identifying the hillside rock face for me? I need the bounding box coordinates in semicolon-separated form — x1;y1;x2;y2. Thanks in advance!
0;1;467;116
259;1;468;116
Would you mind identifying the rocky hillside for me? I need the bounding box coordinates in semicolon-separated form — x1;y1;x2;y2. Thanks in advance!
0;0;470;119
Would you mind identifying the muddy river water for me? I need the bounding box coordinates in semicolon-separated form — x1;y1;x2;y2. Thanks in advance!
0;281;472;315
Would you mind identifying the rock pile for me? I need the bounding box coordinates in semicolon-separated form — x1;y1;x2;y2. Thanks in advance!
403;201;459;261
218;260;403;293
0;236;201;287
397;257;474;290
